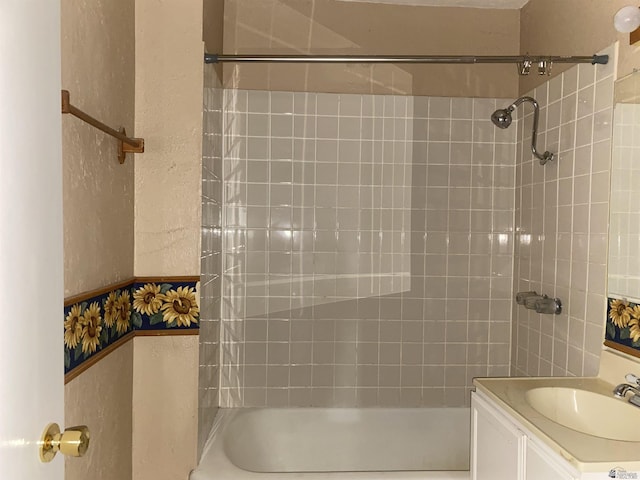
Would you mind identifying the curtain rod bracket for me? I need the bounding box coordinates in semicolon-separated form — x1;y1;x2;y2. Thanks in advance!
61;90;144;164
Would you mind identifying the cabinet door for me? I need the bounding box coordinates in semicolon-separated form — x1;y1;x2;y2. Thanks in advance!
471;393;524;480
526;441;577;480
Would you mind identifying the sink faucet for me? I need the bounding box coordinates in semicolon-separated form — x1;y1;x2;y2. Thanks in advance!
613;383;640;398
614;373;640;407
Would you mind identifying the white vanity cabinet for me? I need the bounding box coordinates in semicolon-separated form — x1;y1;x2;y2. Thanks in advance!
471;391;578;480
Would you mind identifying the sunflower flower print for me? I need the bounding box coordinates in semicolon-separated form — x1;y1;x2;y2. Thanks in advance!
133;283;163;315
609;299;632;328
115;290;132;334
160;286;199;327
103;291;119;328
629;305;640;342
80;302;103;354
64;304;83;349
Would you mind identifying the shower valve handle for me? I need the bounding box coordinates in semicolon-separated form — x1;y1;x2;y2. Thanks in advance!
534;296;562;315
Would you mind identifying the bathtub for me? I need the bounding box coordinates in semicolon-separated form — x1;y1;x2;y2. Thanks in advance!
191;408;470;480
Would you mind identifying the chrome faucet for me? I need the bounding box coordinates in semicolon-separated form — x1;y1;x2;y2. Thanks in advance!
613;383;640;398
614;373;640;407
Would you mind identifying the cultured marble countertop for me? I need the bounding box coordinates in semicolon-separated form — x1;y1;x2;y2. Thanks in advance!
474;375;640;473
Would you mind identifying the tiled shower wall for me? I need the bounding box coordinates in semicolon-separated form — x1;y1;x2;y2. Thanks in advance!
199;65;223;455
217;90;517;408
609;102;640;300
511;46;616;377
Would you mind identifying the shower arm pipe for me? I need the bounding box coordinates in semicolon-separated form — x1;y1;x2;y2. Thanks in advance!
512;96;554;166
204;53;609;66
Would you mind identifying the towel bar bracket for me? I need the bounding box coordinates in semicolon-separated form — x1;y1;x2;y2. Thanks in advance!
117;128;145;164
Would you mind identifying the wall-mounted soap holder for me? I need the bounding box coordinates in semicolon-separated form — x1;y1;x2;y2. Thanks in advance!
515;291;562;315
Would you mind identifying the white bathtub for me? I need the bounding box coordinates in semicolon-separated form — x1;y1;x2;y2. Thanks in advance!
191;408;470;480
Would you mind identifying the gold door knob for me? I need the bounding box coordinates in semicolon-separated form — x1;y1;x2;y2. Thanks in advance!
39;423;90;462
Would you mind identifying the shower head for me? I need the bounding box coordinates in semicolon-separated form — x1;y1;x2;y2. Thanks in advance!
490;107;514;129
490;96;555;166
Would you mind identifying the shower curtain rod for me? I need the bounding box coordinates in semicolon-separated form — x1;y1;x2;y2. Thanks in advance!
204;53;609;67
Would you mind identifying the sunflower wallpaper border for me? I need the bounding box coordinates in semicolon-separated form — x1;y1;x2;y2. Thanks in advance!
605;297;640;357
64;279;200;375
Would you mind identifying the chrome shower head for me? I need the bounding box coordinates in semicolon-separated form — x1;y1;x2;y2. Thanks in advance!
490;96;555;165
490;108;514;129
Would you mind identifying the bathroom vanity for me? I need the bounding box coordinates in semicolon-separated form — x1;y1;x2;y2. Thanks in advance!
471;351;640;480
472;390;578;480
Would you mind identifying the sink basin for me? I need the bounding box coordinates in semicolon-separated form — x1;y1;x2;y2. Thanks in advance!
525;387;640;442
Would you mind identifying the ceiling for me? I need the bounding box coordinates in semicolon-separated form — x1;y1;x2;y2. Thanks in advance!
338;0;531;8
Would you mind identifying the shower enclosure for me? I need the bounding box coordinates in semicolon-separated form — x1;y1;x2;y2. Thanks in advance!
197;37;615;475
200;64;518;470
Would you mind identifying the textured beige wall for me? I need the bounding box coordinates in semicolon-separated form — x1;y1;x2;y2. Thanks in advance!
61;1;135;480
134;0;204;276
132;336;199;480
61;0;135;297
520;0;640;94
223;0;521;98
203;0;224;54
65;342;134;480
203;0;225;83
133;1;203;478
63;0;203;477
